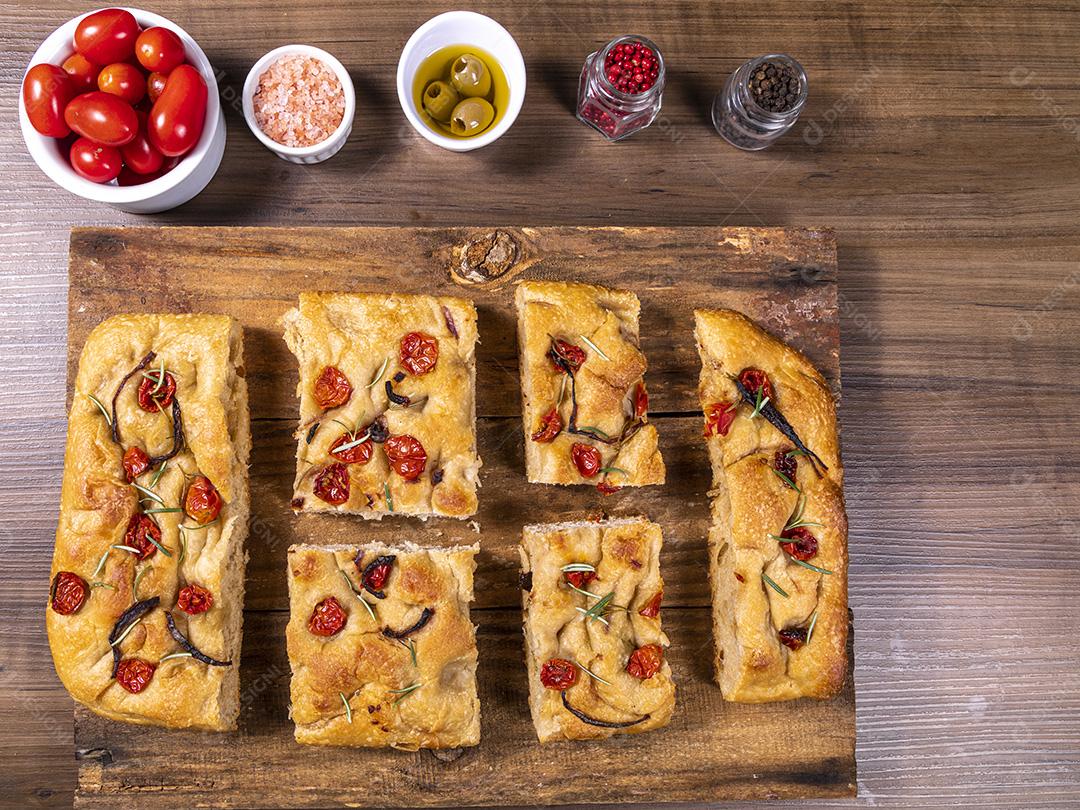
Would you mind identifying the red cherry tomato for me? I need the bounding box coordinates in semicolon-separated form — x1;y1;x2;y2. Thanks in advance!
98;61;145;105
313;463;350;505
779;527;819;561
308;596;347;636
22;64;75;137
122;446;150;481
626;644;664;680
116;155;177;186
177;583;214;615
62;53;100;91
135;26;185;73
564;569;596;590
74;8;140;65
539;658;578;690
531;408;562;443
69;137;122;183
115;658;155;693
570;442;602;479
399;332;439;376
548;339;586;372
704;400;737;437
136;369;175;411
738;368;774;400
184;475;223;524
121;111;164;174
64;91;137;146
384;434;427;481
313;365;352;410
638;590;663;618
146;71;168;103
148;64;207;157
50;571;89;615
633;381;649;419
330;432;373;465
124;513;161;560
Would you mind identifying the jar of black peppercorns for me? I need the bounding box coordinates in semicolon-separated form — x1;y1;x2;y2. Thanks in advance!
713;54;807;150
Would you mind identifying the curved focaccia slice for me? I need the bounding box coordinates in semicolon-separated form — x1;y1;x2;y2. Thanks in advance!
520;518;676;742
286;542;480;749
282;292;481;519
47;314;250;730
695;309;848;702
514;280;664;492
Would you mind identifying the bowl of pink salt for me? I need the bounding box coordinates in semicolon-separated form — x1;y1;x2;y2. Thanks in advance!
243;45;355;164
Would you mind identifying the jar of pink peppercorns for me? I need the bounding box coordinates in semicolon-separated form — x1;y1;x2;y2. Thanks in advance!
576;36;665;141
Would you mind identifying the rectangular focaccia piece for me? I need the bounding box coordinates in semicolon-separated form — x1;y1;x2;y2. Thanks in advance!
695;309;848;702
282;292;481;519
286;542;480;749
47;314;250;730
520;518;676;742
514;280;664;490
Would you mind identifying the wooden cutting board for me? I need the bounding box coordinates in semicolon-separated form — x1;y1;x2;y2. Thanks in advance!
67;226;854;808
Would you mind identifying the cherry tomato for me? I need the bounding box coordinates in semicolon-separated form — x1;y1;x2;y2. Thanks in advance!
115;658;155;693
62;53;100;91
638;590;663;618
74;8;140;65
185;475;223;524
50;571;88;615
564;569;596;590
360;555;395;593
135;26;185;73
539;658;578;690
399;331;439;375
308;596;347;636
124;513;161;560
330;432;373;465
779;627;808;650
64;91;137;146
313;463;350;505
626;644;664;680
570;442;602;479
738;367;774;400
177;583;214;615
704;400;737;437
69;137;123;183
98;61;145;105
117;155;177;186
779;527;819;561
548;339;586;372
531;408;562;443
136;369;175;411
313;365;352;410
121;111;164;174
122;446;150;481
22;64;75;137
146;71;168;103
384;434;427;481
633;382;649;419
148;64;207;157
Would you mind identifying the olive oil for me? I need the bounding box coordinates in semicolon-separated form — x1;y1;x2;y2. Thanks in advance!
413;44;509;139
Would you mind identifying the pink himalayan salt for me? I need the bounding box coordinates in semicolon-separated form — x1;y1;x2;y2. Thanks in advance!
252;55;345;148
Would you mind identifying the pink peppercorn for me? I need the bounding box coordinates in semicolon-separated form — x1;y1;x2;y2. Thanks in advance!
576;36;666;141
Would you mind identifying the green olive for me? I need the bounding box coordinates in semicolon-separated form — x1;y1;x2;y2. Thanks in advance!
449;97;495;136
422;80;460;123
450;54;492;98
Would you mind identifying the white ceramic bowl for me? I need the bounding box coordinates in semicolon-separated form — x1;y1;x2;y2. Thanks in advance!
242;45;355;164
397;11;526;152
18;7;225;214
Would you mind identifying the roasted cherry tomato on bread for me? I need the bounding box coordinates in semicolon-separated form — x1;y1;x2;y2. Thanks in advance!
115;657;156;693
638;590;663;618
148;64;207;157
313;462;350;505
531;408;562;443
704;401;736;437
626;644;664;680
399;331;439;376
69;137;123;183
135;26;185;73
779;526;819;561
177;583;214;615
313;365;352;410
360;555;395;593
539;658;578;690
570;442;602;479
384;434;427;481
184;475;222;524
564;569;596;590
632;382;649;420
64;90;138;146
22;64;75;138
122;446;150;482
124;513;162;560
548;339;586;372
97;61;145;105
61;53;99;91
330;432;373;465
50;571;89;615
738;368;774;400
74;8;141;65
779;627;807;650
308;595;347;636
136;369;175;411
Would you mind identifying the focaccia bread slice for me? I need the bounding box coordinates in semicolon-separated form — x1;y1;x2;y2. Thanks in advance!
514;280;664;493
519;517;675;742
47;314;250;730
282;292;481;519
695;309;848;702
286;542;480;749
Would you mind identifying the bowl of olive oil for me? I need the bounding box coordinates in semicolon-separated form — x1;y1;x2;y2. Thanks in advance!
397;11;525;152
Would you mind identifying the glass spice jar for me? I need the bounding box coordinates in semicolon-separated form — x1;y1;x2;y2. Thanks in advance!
712;54;807;151
576;35;665;141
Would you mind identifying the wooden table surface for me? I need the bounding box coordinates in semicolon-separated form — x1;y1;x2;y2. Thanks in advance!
1;1;1078;808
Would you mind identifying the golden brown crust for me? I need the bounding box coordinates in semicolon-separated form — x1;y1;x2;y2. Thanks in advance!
286;543;480;749
520;518;676;742
514;281;665;488
282;292;481;519
47;314;250;730
694;309;848;702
